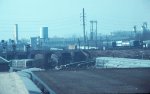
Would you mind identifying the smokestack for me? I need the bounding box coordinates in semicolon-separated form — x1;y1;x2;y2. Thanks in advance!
133;25;137;33
14;24;18;43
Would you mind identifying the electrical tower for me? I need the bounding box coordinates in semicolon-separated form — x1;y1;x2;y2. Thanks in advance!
90;21;98;48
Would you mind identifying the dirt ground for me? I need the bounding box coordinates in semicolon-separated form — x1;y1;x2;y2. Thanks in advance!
34;68;150;94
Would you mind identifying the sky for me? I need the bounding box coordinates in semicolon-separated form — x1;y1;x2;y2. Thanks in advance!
0;0;150;40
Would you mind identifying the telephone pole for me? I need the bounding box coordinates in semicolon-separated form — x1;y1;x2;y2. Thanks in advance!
95;21;98;48
82;8;86;49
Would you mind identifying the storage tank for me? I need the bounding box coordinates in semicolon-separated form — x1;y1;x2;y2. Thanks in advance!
40;27;48;39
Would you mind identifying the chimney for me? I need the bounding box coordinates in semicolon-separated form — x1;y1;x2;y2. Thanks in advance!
14;24;18;43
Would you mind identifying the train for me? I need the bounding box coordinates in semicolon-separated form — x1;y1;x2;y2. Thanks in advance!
102;40;150;50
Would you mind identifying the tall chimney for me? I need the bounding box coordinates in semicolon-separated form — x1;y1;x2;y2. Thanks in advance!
133;25;137;33
14;24;18;43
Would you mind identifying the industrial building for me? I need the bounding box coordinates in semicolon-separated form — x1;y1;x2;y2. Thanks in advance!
30;37;77;50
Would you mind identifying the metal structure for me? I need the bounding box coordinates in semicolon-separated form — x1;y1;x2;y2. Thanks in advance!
90;21;98;48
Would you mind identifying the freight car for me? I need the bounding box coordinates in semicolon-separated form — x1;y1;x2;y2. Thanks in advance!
11;59;35;71
111;40;143;49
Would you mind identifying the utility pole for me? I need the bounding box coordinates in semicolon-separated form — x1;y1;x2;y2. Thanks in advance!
82;8;86;49
95;21;98;48
78;38;81;50
133;25;137;40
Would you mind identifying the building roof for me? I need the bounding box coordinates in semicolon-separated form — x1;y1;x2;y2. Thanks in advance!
0;56;9;63
0;72;29;94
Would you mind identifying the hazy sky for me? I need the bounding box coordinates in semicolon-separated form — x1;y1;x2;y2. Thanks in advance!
0;0;150;40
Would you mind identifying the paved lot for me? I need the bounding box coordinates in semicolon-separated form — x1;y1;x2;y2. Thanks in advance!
0;72;29;94
34;68;150;94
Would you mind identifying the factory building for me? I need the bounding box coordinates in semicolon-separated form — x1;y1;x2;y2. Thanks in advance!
30;27;49;49
30;37;39;50
30;26;77;50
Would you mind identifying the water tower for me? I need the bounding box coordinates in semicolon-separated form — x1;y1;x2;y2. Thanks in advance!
40;27;48;39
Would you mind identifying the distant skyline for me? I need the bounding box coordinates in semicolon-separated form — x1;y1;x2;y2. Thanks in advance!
0;0;150;40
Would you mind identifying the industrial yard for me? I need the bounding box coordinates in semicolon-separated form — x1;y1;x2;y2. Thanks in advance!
1;0;150;94
1;49;150;94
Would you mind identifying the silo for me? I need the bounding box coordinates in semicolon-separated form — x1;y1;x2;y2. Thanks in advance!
40;27;48;39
